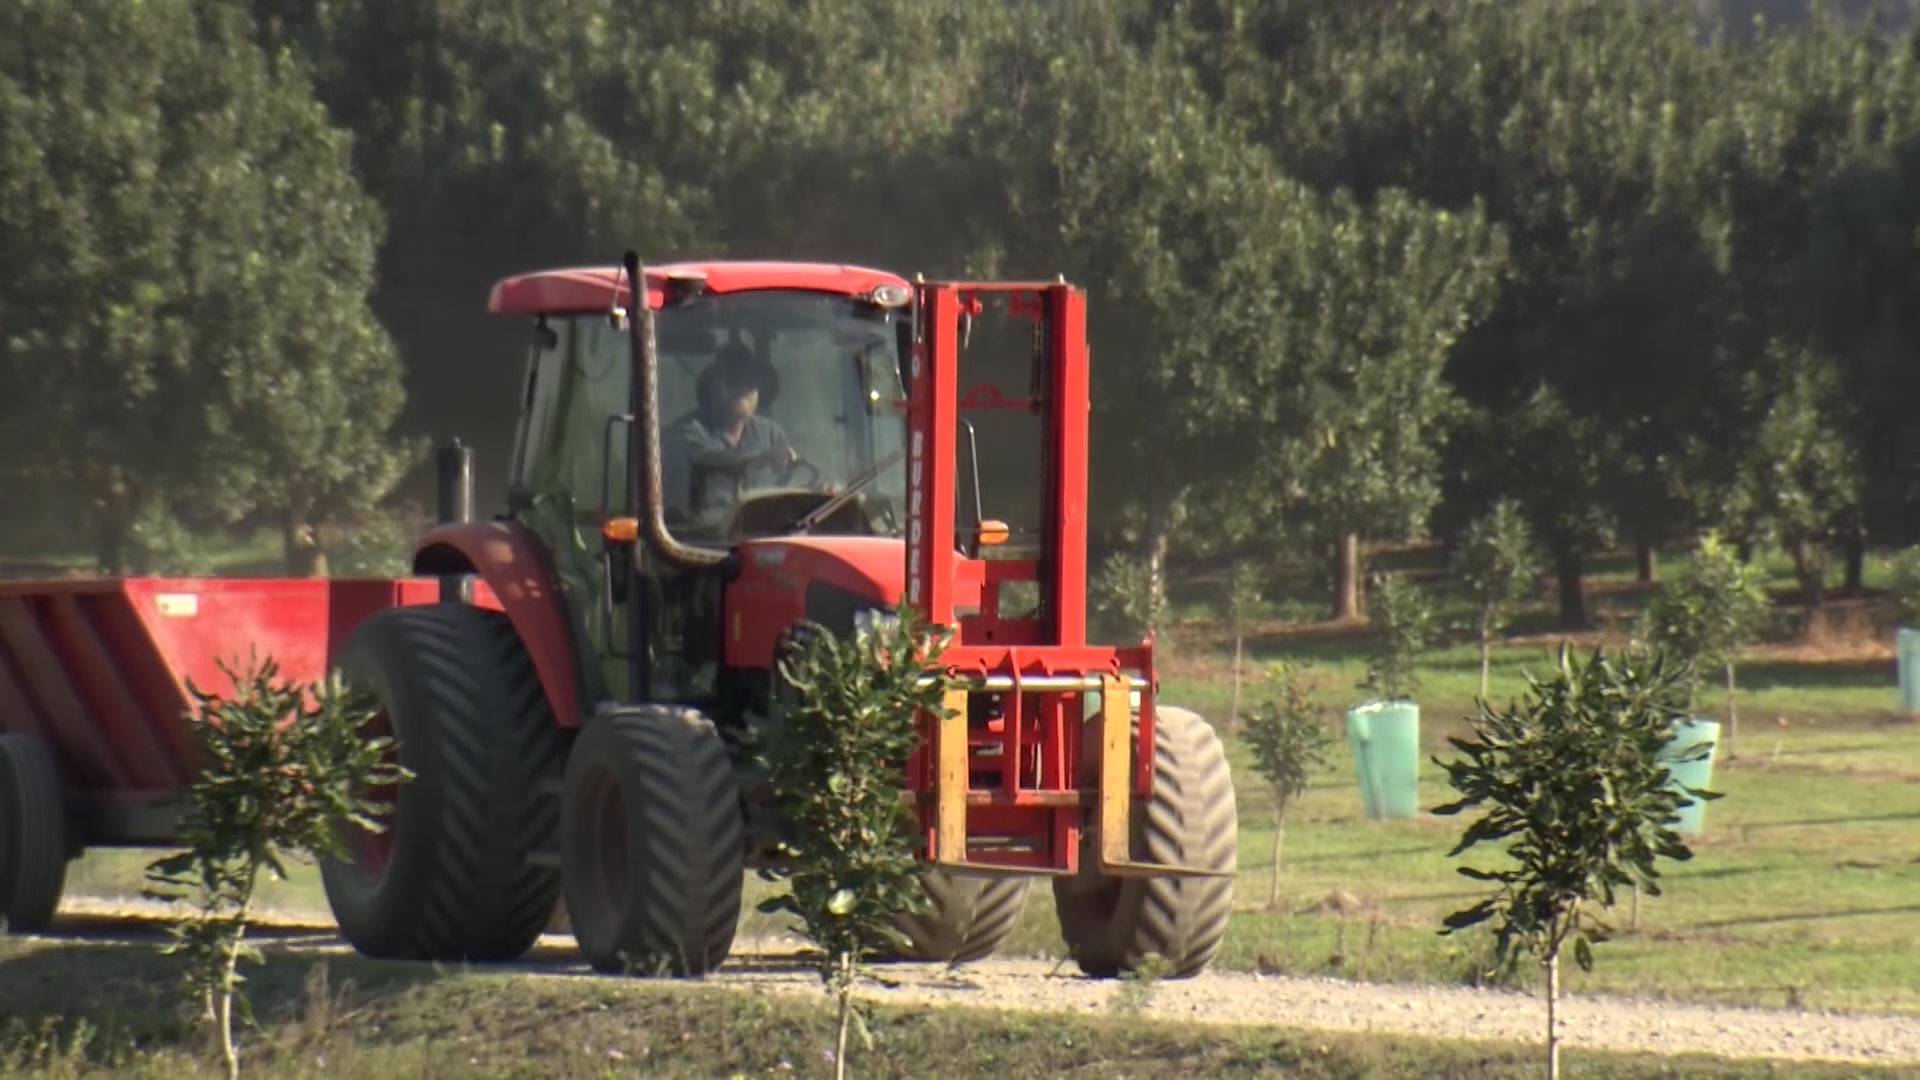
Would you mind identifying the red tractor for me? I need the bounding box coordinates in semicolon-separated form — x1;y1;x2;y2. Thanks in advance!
0;254;1239;979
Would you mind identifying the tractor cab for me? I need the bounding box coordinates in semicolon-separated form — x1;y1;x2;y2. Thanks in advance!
488;261;919;709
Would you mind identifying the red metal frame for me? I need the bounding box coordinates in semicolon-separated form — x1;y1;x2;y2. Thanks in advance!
899;281;1156;877
410;519;584;728
0;576;499;847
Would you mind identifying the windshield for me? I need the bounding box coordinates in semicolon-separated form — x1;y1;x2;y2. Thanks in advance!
653;289;908;544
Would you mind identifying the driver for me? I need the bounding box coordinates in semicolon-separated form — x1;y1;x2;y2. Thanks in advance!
670;340;798;519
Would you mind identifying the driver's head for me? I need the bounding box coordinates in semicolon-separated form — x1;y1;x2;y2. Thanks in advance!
698;341;762;423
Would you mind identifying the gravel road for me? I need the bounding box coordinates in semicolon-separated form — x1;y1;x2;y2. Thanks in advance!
38;896;1920;1070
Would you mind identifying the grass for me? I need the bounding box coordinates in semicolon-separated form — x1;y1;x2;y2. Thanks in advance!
65;709;1920;1016
30;538;1920;1021
0;935;1904;1079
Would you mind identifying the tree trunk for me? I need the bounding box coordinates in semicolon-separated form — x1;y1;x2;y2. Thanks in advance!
1330;533;1362;622
1143;500;1173;633
1268;807;1287;911
1545;951;1562;1080
283;510;329;578
1635;537;1657;584
1843;536;1866;596
1552;546;1587;630
1725;659;1740;761
1478;609;1494;700
92;511;128;576
1228;633;1244;734
1791;536;1826;638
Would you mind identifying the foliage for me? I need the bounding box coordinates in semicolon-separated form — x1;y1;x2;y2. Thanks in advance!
1641;532;1773;712
1885;545;1920;628
9;0;1920;645
1222;561;1265;637
143;652;408;1079
0;0;417;575
753;603;962;1080
320;502;431;577
1451;499;1542;697
1240;661;1335;908
1358;573;1434;702
1434;644;1718;1079
1090;552;1166;646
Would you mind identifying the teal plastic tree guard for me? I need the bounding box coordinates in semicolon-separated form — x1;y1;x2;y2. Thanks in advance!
1662;718;1720;838
1346;700;1421;819
1897;628;1920;714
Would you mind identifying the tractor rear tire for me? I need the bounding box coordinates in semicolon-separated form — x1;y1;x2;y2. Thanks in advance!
318;603;568;963
880;870;1031;964
561;705;743;977
0;733;68;934
1052;705;1237;980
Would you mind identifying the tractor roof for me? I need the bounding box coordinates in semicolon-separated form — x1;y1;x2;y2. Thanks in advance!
487;260;912;315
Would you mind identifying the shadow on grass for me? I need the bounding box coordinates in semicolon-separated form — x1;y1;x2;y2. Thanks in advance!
1692;903;1920;931
1737;657;1897;695
1738;811;1920;831
0;936;443;1068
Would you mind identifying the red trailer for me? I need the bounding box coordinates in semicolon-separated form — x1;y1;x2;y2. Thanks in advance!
0;255;1238;980
0;575;498;931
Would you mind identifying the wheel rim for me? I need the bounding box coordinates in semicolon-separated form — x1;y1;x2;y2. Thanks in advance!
571;762;629;945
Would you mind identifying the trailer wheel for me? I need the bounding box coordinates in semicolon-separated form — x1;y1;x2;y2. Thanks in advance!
1052;705;1237;980
318;603;567;963
0;733;68;934
561;705;743;977
879;870;1031;964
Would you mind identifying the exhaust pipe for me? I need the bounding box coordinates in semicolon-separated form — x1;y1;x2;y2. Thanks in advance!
434;438;474;602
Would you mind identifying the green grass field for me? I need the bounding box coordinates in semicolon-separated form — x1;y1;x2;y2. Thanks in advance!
26;538;1920;1021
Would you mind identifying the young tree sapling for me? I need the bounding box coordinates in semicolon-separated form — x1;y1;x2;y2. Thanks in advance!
1434;644;1718;1080
1221;561;1266;733
1642;531;1771;757
753;604;964;1080
144;652;408;1080
1240;661;1334;909
1358;571;1434;704
1452;499;1542;698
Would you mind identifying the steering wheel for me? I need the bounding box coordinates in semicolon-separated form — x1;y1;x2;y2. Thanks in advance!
779;453;824;490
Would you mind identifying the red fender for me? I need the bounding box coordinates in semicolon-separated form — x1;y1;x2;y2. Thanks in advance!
411;520;584;729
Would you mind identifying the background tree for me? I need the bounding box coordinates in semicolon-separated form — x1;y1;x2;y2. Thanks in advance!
1452;499;1543;698
1245;189;1508;621
0;0;413;574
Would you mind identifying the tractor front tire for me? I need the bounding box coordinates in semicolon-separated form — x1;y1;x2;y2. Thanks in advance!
1052;705;1237;979
0;733;68;934
561;706;744;977
318;603;568;963
881;870;1031;964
